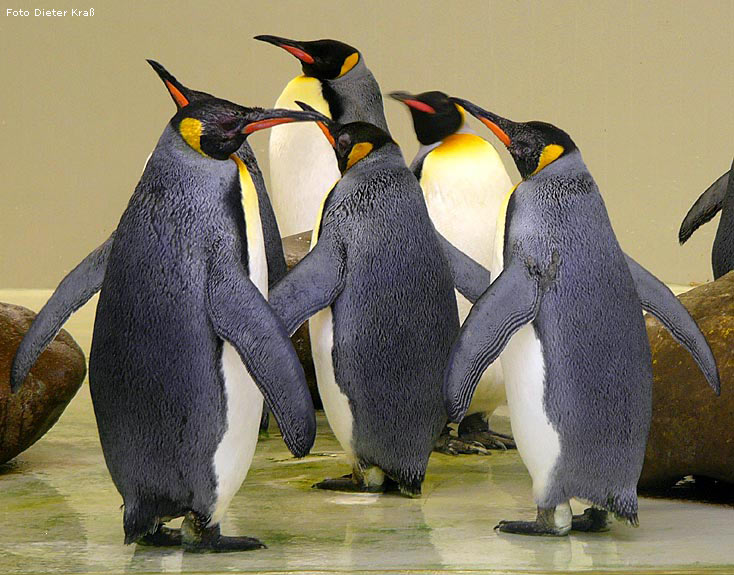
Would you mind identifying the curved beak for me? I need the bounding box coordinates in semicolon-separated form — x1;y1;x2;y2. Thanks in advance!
295;101;336;147
254;35;315;64
450;97;513;147
242;108;330;135
389;91;436;114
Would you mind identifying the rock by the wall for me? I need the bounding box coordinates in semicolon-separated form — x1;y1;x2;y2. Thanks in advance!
0;303;86;464
639;272;734;489
282;232;321;409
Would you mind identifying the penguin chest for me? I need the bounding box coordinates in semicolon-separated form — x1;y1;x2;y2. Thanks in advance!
502;323;560;502
209;158;267;525
310;307;354;462
420;133;511;277
269;76;339;236
421;135;511;415
308;217;354;461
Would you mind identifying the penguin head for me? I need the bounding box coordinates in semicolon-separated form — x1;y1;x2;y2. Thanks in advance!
451;97;577;179
390;91;463;145
255;35;361;80
296;102;393;174
148;60;325;160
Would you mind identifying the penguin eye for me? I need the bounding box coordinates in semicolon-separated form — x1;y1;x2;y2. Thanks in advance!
337;133;352;155
219;119;239;132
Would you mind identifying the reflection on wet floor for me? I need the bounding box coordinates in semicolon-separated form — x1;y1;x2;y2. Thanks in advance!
2;386;734;574
1;289;733;574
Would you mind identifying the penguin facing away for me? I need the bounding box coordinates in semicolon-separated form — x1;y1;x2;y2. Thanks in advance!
390;90;514;454
444;97;720;536
254;35;388;236
679;158;734;279
10;62;324;552
266;104;459;496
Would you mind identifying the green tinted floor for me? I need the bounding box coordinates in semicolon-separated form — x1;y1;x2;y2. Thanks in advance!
1;290;733;575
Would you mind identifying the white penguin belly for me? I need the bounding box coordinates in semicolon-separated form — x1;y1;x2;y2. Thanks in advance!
501;324;560;503
310;308;354;463
269;78;339;236
421;134;511;417
209;159;268;525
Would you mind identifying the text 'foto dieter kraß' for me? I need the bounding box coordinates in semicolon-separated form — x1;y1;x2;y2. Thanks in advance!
6;8;95;17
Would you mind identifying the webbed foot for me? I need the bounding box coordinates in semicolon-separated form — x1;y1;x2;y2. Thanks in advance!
312;473;384;493
181;513;266;553
571;507;611;532
137;525;182;547
458;413;516;450
433;426;490;455
495;505;571;537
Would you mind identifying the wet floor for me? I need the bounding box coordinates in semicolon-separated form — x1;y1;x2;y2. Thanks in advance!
1;290;732;574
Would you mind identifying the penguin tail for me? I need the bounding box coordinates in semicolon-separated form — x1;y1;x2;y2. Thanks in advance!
605;491;639;528
122;501;162;545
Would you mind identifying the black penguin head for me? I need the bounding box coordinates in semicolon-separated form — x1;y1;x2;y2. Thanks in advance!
148;60;325;160
296;102;393;174
254;35;360;80
451;97;577;179
390;91;463;145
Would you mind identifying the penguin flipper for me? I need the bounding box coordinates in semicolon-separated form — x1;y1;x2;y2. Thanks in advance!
436;232;491;303
10;232;116;393
444;249;560;422
234;143;288;286
625;254;720;395
269;234;346;335
206;242;316;457
679;170;730;244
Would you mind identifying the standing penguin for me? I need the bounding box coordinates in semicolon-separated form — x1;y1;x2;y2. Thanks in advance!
254;35;388;236
444;98;720;536
390;90;514;454
679;157;734;279
10;62;322;551
266;105;459;496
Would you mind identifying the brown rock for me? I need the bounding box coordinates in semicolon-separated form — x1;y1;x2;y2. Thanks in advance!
282;232;321;409
0;302;86;463
639;272;734;489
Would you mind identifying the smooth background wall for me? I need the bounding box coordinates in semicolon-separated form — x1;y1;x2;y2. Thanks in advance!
2;0;734;287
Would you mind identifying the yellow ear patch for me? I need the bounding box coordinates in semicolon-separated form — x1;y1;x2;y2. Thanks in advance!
179;118;208;157
339;52;359;77
346;142;373;170
454;103;467;125
531;144;564;176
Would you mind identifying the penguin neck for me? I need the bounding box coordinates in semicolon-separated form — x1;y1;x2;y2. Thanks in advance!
143;125;237;198
321;59;389;131
343;142;404;178
415;119;476;160
526;148;586;182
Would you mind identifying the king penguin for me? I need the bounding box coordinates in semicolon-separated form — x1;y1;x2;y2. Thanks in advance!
443;97;720;536
390;90;514;454
254;35;389;236
10;62;323;551
266;104;459;496
679;156;734;279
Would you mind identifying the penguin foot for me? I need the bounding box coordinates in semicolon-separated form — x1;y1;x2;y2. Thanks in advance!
571;507;611;532
458;413;516;450
460;430;516;451
136;525;182;547
312;474;384;493
433;426;490;455
495;520;568;537
495;506;571;537
181;513;266;553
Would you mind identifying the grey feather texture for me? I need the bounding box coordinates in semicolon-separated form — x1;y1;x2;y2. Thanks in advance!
270;142;458;490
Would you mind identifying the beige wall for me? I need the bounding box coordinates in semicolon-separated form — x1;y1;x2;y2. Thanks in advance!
2;0;733;288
